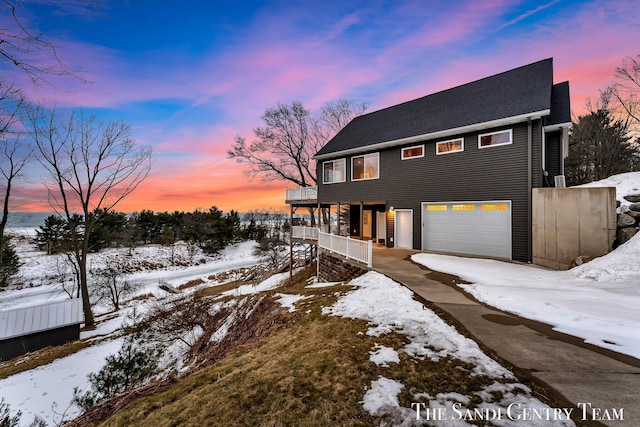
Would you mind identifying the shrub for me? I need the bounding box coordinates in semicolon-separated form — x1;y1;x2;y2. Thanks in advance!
72;328;164;411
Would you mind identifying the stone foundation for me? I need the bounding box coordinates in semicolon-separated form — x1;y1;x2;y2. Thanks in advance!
318;250;368;282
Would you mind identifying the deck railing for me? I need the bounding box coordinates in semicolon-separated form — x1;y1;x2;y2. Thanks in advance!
318;231;373;268
291;226;318;240
285;186;317;201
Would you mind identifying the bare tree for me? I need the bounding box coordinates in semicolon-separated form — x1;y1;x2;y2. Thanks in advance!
90;256;140;311
228;99;367;187
0;79;31;274
0;0;89;88
28;107;152;326
605;54;640;130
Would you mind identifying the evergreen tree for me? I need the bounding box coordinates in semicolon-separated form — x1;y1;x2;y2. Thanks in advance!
0;239;20;287
565;109;640;186
35;214;66;254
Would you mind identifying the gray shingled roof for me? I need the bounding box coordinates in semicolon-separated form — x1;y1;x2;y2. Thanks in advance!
545;81;571;127
316;58;558;158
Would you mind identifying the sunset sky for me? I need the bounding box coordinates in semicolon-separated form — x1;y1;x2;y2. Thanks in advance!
5;0;640;213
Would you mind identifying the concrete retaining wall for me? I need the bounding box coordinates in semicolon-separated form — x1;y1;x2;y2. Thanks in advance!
532;187;617;270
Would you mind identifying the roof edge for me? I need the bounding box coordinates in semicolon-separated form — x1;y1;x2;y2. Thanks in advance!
314;109;550;160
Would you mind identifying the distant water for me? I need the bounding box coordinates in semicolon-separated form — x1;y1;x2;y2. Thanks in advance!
4;212;53;236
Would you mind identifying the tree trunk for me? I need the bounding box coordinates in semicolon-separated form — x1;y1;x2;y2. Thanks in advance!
79;239;94;327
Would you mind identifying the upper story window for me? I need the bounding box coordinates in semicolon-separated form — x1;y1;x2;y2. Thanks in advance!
436;138;464;155
352;153;379;181
478;129;512;149
323;158;346;184
401;145;424;160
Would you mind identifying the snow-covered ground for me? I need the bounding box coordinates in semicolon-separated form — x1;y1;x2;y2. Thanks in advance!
412;233;640;360
0;239;265;425
0;239;262;313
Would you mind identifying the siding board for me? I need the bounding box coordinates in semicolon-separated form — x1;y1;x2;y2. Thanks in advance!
318;121;545;261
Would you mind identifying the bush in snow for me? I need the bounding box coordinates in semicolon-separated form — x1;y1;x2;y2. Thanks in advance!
72;324;164;411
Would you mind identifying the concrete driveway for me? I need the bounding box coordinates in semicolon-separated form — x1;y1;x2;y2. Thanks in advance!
372;246;640;427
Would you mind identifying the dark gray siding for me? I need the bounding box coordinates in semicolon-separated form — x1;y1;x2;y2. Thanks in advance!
545;130;562;183
0;325;80;361
317;120;544;261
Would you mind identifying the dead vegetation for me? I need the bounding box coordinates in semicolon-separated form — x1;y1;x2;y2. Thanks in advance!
66;289;293;427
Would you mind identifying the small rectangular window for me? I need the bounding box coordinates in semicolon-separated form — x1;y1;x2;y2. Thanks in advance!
436;138;464;155
452;204;475;211
323;159;345;184
479;129;512;148
352;153;379;181
401;145;424;160
427;205;448;211
481;204;508;211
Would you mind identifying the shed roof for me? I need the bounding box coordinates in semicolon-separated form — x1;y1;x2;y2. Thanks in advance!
316;58;561;158
0;299;83;340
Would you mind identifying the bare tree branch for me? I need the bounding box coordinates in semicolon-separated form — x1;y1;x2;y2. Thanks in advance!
228;99;367;187
0;0;91;89
606;54;640;130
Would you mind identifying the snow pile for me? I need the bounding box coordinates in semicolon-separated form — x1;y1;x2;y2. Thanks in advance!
577;171;640;210
221;271;289;296
569;232;640;281
412;237;640;358
324;272;511;377
369;344;400;367
275;293;307;312
362;377;404;416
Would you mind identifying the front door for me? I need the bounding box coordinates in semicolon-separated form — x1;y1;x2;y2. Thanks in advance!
395;209;413;249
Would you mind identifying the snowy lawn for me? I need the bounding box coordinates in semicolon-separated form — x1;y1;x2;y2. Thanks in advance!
324;271;575;426
412;233;640;359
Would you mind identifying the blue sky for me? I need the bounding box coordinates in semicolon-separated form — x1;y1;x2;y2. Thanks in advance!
5;0;640;212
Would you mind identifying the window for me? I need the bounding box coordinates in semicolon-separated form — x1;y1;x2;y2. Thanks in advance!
452;204;475;211
426;205;448;211
352;153;379;181
481;203;508;211
401;145;424;160
479;129;512;148
323;159;345;184
436;138;464;155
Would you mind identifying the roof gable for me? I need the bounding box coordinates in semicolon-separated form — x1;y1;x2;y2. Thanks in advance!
316;58;556;158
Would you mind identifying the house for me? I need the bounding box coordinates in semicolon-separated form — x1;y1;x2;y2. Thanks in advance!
0;299;83;361
309;58;571;262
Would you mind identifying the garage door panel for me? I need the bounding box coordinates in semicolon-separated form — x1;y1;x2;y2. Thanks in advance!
422;201;512;259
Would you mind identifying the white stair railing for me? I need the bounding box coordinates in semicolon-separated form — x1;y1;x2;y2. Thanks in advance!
318;231;372;267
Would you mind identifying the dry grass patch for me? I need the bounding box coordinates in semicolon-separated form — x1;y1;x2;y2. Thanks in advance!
177;278;205;290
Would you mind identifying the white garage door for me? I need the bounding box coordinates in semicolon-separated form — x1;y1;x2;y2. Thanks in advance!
421;201;512;259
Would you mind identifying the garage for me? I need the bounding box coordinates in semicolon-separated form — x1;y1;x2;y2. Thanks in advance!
421;201;512;259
